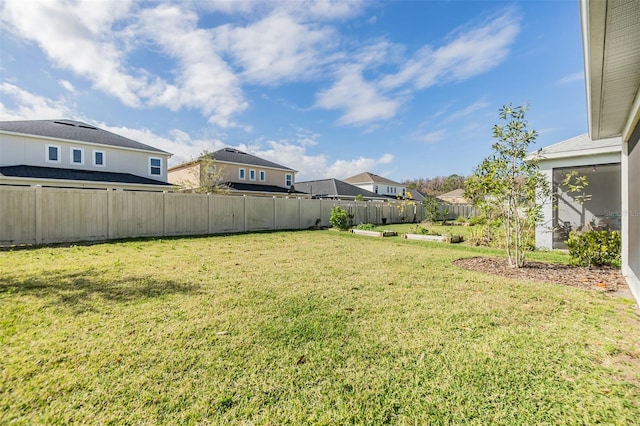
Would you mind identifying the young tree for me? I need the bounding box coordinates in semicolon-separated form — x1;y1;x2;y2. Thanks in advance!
464;104;549;268
179;150;230;194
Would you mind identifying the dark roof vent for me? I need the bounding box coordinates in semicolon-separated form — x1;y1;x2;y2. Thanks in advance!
53;120;75;127
78;124;97;130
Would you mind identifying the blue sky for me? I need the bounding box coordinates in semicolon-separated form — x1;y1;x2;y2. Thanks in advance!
0;0;587;182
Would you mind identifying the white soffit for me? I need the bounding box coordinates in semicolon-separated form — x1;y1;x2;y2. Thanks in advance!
583;0;640;140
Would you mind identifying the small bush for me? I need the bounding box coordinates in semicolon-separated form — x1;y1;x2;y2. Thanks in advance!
329;206;351;230
455;216;466;223
355;223;377;231
468;215;487;226
413;225;441;236
467;224;495;247
566;230;621;267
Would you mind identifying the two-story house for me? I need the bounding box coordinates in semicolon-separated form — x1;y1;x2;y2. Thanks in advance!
343;172;407;199
168;147;303;197
0;119;172;191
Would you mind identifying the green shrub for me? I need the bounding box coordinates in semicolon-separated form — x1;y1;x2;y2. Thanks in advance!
329;206;351;230
455;216;467;223
355;223;377;231
413;225;441;236
566;230;621;267
468;215;487;226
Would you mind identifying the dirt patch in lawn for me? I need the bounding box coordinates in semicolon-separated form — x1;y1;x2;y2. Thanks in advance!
454;256;631;297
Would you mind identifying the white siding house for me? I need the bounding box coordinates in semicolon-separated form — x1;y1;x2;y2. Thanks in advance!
343;172;407;198
0;119;172;191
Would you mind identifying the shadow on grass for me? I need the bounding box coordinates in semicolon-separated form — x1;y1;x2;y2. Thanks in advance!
0;269;200;312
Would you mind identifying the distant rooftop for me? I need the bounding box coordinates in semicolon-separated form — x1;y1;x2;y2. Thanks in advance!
343;172;402;186
0;119;170;154
295;178;386;199
208;148;296;172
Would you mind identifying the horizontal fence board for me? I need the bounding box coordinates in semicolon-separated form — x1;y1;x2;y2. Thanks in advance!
0;186;424;246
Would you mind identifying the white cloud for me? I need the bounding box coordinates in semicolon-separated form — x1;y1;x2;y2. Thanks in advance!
0;83;75;121
59;80;76;93
380;10;520;90
326;154;393;179
195;0;366;20
250;139;394;181
443;99;490;123
316;64;400;126
557;72;583;85
215;10;335;85
417;129;446;144
1;0;145;107
137;5;247;127
1;0;248;127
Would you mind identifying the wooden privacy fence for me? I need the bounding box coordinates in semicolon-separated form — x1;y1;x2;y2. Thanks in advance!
0;186;423;246
437;203;479;220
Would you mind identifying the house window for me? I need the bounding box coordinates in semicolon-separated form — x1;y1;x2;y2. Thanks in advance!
374;185;378;194
285;174;293;187
259;170;266;181
46;144;61;163
149;157;162;176
71;147;84;165
93;150;105;167
239;168;246;180
249;169;256;181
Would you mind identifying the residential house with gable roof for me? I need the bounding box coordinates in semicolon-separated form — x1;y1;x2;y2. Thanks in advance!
343;172;407;198
0;119;172;191
168;147;304;197
294;178;388;200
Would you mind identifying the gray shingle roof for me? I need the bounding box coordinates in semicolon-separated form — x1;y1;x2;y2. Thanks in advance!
0;165;171;186
295;178;385;199
210;148;296;171
531;133;621;158
0;119;169;154
343;171;402;186
224;182;303;194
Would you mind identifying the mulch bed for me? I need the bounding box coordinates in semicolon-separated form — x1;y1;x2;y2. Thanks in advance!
453;256;629;294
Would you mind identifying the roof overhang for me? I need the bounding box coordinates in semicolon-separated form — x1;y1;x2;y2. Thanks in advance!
581;0;640;142
0;176;172;191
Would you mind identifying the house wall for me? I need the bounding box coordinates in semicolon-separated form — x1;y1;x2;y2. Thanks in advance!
354;182;405;197
168;163;200;188
0;132;169;181
215;161;295;188
623;122;640;301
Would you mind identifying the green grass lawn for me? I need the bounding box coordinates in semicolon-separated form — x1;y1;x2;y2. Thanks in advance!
1;231;639;424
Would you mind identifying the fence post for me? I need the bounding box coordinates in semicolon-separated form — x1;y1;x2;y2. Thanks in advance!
163;191;168;237
34;185;42;245
273;196;277;230
208;194;213;234
107;188;114;239
243;195;247;232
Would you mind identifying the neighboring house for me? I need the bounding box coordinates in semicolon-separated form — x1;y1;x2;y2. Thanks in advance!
529;134;622;250
343;172;407;198
580;0;639;302
168;147;303;197
437;188;468;204
0;119;172;191
294;178;388;200
402;188;427;203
